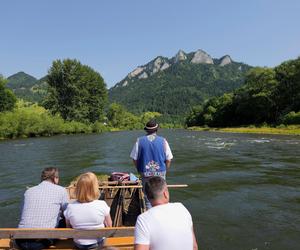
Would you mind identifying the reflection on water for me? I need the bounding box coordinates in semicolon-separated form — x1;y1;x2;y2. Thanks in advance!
0;130;299;250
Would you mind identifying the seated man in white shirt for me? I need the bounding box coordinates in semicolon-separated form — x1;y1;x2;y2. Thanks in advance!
134;176;198;250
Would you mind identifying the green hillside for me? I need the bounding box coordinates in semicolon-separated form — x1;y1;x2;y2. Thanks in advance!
7;72;47;103
186;57;300;127
109;50;251;118
7;71;37;89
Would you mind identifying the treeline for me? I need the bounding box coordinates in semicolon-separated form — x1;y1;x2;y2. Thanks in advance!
2;56;299;139
0;101;108;138
186;57;300;127
0;59;178;139
0;101;166;139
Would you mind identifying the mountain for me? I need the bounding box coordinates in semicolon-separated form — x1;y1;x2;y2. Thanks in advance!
109;49;252;117
7;72;37;89
6;72;47;103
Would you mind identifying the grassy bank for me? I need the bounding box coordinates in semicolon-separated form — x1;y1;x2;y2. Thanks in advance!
188;125;300;136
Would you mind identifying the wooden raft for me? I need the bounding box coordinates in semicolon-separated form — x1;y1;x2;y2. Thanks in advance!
0;180;188;250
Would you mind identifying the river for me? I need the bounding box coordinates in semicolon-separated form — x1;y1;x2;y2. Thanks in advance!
0;129;299;250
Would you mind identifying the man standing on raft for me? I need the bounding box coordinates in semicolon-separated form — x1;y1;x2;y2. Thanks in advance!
130;119;173;208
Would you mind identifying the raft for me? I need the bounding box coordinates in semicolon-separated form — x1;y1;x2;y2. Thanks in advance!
0;178;187;249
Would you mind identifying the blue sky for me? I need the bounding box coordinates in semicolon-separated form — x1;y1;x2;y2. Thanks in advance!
0;0;299;87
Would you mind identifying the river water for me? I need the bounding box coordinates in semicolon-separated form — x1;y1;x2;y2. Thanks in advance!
0;129;299;250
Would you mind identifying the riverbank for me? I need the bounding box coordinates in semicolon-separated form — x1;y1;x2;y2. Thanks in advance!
188;125;300;135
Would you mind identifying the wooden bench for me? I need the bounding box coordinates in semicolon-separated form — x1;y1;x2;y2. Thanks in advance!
0;227;135;250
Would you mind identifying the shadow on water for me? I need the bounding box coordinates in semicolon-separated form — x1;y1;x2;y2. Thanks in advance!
0;129;300;249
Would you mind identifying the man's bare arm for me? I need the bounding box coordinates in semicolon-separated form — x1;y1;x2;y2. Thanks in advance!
165;160;171;169
192;227;198;250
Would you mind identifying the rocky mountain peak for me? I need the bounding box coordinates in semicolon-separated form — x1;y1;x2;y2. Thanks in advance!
219;55;232;66
191;49;214;64
127;66;144;79
149;56;169;75
115;49;239;89
174;50;187;63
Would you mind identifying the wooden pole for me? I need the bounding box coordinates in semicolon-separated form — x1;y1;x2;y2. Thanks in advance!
138;188;146;213
95;184;188;189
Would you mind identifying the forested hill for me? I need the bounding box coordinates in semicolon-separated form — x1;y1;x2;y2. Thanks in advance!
109;49;252;116
7;71;37;88
6;72;47;103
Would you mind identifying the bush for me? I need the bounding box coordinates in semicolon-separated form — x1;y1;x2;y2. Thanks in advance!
281;111;300;125
0;102;102;139
0;76;17;112
277;124;286;129
92;122;110;133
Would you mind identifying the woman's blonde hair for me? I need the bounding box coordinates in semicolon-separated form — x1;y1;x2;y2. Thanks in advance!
75;172;100;203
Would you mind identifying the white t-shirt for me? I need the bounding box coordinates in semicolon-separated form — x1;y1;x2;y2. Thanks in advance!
134;202;194;250
64;200;110;245
130;135;173;161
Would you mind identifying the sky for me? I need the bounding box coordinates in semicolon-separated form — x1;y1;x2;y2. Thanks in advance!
0;0;300;88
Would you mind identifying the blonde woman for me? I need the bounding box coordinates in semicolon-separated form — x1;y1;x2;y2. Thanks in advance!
64;172;112;249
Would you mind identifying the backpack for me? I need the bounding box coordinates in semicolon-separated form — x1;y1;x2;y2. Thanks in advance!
109;172;130;182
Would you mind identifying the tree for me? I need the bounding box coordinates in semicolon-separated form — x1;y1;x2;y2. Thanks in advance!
107;103;141;129
231;67;278;124
275;57;300;114
140;112;161;124
44;59;107;123
210;93;235;127
0;75;17;112
185;105;204;127
107;103;127;127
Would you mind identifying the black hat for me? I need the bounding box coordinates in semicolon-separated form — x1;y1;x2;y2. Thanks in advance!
144;119;159;131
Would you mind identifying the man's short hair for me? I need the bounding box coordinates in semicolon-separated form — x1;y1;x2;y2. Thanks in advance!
41;167;59;182
145;176;167;200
